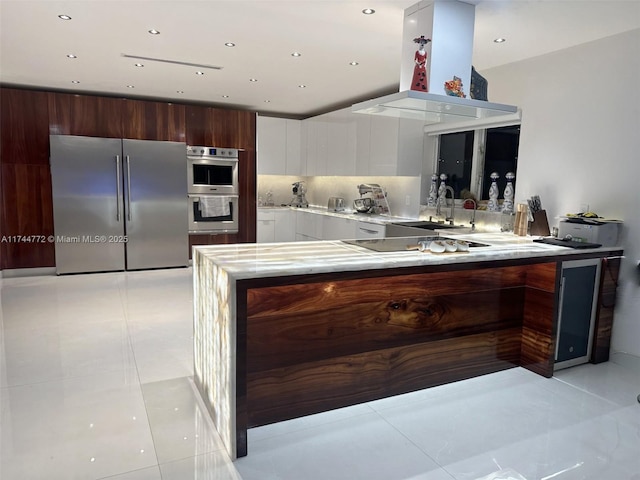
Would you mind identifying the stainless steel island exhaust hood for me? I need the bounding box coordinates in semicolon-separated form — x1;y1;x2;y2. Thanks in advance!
352;90;518;125
352;0;521;130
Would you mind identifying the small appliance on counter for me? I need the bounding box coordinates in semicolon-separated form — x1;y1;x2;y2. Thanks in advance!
353;183;390;214
327;197;345;212
353;197;375;213
558;218;621;247
290;181;309;208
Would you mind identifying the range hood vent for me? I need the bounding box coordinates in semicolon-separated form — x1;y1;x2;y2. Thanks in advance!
351;90;519;126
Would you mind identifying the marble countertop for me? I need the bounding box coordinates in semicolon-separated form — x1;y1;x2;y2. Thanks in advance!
258;205;414;225
193;232;622;280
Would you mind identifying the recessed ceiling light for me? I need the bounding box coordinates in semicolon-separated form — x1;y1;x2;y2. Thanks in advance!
71;80;80;84
349;61;359;66
148;29;160;35
264;100;271;103
362;8;375;15
298;84;307;88
249;78;258;82
126;85;135;88
58;14;72;20
224;42;235;47
134;63;144;67
176;90;184;94
66;54;77;59
291;52;301;57
222;95;230;98
494;37;506;43
195;71;204;75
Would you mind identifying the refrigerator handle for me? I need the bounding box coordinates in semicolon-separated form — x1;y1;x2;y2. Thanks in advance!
125;155;132;221
115;155;121;222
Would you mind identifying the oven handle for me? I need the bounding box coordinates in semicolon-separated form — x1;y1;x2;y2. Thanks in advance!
188;194;239;201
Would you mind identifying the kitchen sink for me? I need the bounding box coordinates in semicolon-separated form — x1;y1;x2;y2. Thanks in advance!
390;221;458;229
386;220;459;238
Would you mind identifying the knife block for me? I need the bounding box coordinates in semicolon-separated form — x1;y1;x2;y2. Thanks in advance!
529;210;551;236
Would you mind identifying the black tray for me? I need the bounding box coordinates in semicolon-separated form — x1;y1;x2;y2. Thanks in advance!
533;237;601;249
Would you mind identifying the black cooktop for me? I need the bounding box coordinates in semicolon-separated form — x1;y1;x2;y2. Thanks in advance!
342;236;489;252
342;236;437;252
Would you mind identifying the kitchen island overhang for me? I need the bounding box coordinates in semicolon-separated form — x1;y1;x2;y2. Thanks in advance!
192;236;623;459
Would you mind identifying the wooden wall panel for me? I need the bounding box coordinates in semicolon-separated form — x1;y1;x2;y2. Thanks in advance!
123;99;186;141
0;88;50;165
185;105;208;146
238;149;256;243
591;256;621;363
248;289;525;372
247;329;521;426
1;164;55;268
248;266;528;318
525;262;559;292
47;91;72;135
210;108;256;149
69;94;123;138
521;288;557;377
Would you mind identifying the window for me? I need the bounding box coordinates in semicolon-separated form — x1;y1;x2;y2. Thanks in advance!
436;125;520;200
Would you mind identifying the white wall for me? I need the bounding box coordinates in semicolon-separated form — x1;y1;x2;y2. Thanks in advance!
482;29;640;359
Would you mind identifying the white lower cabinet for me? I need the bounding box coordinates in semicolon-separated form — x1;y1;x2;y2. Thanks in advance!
257;210;275;243
273;209;296;242
355;221;386;239
257;209;296;243
295;210;323;241
322;216;357;240
260;209;387;243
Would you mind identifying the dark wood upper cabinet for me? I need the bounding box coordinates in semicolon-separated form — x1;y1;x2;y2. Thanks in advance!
210;108;256;149
186;105;256;149
70;94;123;138
185;105;208;146
47;91;73;135
123;99;186;141
0;88;50;165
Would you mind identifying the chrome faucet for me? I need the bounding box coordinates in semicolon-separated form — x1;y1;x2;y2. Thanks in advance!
466;198;478;231
436;186;456;225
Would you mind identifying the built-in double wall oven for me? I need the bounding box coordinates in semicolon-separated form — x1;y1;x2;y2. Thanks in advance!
187;146;239;234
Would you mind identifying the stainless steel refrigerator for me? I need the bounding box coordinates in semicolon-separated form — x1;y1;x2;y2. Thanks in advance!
50;135;188;274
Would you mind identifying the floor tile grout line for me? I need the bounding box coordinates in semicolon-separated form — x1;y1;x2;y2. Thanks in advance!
246;405;380;445
116;271;164;476
550;375;628;408
372;406;457;477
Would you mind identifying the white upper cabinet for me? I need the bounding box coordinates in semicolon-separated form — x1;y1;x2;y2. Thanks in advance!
285;119;303;175
257;116;304;175
263;108;425;177
361;116;425;177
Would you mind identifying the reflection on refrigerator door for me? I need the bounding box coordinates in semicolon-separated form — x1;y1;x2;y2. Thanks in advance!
49;135;189;274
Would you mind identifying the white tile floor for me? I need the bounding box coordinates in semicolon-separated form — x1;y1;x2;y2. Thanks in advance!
1;268;639;480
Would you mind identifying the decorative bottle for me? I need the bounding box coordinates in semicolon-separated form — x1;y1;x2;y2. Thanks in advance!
502;172;515;213
487;172;501;212
427;174;438;207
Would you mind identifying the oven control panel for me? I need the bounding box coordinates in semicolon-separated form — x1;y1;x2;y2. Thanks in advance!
187;146;238;158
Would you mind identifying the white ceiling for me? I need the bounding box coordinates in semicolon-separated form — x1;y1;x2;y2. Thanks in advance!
1;0;639;118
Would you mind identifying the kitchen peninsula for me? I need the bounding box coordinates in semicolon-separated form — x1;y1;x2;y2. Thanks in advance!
193;235;622;459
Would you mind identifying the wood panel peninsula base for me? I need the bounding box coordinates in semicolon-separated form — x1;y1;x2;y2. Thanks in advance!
192;236;622;459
